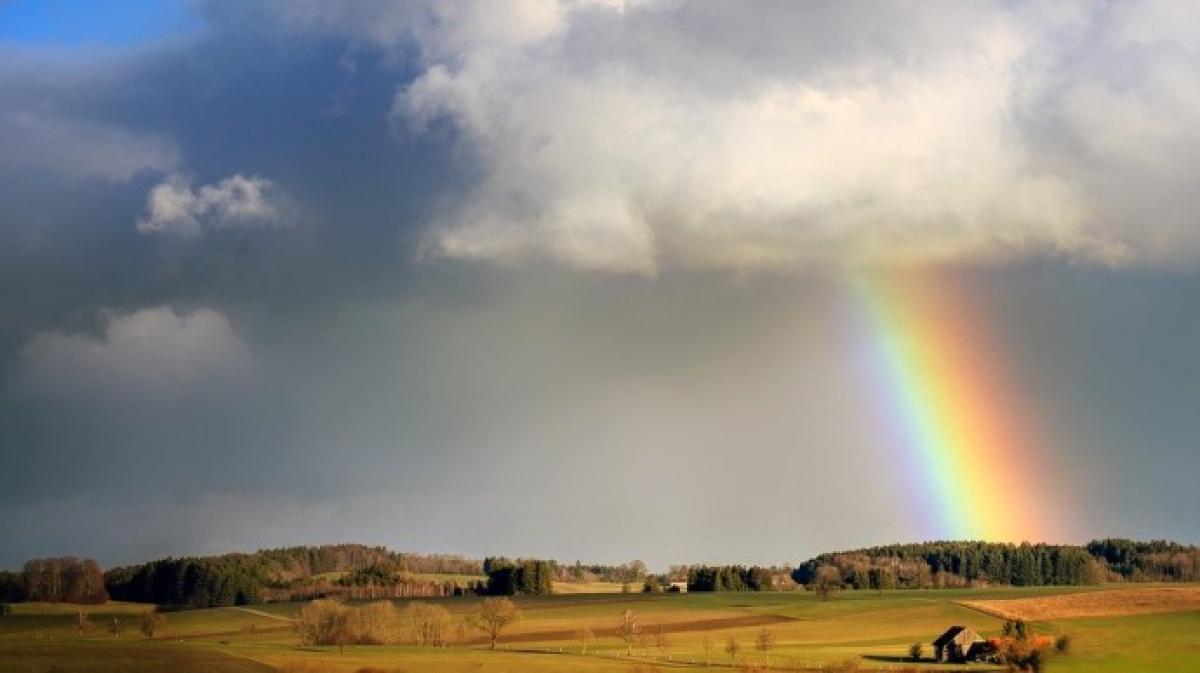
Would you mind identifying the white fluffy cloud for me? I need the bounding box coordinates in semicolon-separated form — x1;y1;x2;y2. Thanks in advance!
15;307;251;399
371;1;1200;272
136;173;281;235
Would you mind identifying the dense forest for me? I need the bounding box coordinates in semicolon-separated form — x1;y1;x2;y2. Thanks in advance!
792;539;1200;590
1085;539;1200;581
105;544;484;608
685;565;775;592
481;557;554;595
0;558;107;604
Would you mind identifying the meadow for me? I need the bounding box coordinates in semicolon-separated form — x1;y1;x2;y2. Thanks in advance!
2;585;1198;672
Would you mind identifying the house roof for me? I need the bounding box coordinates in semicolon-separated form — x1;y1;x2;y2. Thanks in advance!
933;626;982;647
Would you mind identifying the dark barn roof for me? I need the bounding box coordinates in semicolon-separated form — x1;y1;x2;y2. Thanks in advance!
933;626;968;647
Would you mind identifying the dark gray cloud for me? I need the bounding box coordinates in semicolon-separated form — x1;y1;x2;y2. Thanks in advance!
2;2;1199;569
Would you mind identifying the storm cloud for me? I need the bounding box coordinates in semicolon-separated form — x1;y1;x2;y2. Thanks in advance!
1;1;1199;569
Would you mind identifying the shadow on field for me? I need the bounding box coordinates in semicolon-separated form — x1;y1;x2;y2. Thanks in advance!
861;653;978;672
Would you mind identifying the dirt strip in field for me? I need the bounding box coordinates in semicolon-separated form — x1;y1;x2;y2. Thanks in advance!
174;624;294;640
470;613;797;646
961;586;1200;621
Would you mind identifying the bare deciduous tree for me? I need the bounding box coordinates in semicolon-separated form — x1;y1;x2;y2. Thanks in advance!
466;597;520;650
616;609;640;656
139;610;165;640
755;628;776;667
656;625;670;659
576;627;594;655
295;599;352;652
75;610;90;638
353;601;403;645
812;565;843;601
405;601;451;646
724;637;741;666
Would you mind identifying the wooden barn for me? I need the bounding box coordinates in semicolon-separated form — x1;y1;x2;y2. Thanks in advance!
933;625;985;663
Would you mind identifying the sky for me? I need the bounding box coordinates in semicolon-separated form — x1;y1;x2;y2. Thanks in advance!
1;0;1199;571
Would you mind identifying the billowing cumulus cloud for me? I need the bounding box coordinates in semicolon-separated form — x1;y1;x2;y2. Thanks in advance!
14;306;251;399
378;1;1200;272
136;173;282;235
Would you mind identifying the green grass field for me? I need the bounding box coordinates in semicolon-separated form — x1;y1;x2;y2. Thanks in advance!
2;586;1197;672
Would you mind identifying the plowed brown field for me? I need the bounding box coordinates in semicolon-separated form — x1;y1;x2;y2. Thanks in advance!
962;586;1200;620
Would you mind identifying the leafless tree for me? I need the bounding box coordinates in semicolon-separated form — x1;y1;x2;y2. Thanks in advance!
466;597;520;650
140;610;165;640
755;628;776;667
405;601;451;646
351;601;403;645
616;609;640;656
295;599;352;652
812;565;842;601
656;625;670;659
576;627;594;654
724;637;741;666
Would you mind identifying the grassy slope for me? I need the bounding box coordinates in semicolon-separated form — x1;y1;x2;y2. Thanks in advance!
1;586;1197;672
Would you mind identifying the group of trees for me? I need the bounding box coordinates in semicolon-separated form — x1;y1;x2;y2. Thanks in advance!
295;600;407;650
1086;539;1200;582
104;545;489;608
295;597;520;652
558;560;648;584
792;541;1131;590
106;556;263;608
482;558;553;596
0;558;107;604
254;545;481;583
686;565;774;592
613;607;776;667
332;563;466;598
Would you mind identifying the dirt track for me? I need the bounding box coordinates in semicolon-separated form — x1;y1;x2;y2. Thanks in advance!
961;586;1200;620
468;613;797;646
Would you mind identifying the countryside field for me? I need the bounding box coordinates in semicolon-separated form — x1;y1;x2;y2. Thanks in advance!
2;585;1198;673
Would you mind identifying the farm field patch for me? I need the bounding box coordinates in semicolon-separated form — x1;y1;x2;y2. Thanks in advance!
962;585;1200;620
2;585;1198;671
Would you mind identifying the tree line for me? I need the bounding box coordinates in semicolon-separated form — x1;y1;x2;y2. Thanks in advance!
104;544;487;608
792;539;1200;590
481;557;554;595
106;556;264;607
685;565;775;592
0;558;107;604
1086;538;1200;582
295;597;520;651
254;545;481;582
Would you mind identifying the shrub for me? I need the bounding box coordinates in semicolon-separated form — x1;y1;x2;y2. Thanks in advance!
908;641;923;661
139;610;165;639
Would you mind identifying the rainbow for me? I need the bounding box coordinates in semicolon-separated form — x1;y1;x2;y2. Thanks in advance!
848;268;1060;543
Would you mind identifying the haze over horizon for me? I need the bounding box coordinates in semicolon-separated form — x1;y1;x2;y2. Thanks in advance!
2;0;1199;571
